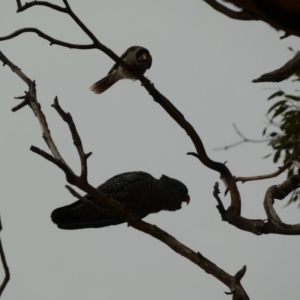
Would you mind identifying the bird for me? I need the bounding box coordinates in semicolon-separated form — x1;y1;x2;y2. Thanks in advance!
51;171;190;230
90;46;152;94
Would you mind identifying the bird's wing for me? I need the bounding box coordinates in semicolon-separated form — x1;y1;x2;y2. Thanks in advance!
96;171;154;194
51;171;154;230
107;46;140;75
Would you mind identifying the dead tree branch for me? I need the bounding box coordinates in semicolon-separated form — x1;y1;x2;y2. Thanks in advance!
203;0;300;38
213;175;300;235
235;159;292;183
0;49;249;300
0;28;95;49
253;51;300;83
0;217;10;297
214;123;271;151
202;0;258;20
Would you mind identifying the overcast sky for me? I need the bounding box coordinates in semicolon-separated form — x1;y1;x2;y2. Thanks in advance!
0;0;300;299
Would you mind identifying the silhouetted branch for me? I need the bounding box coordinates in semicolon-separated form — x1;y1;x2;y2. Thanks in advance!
253;51;300;83
213;175;300;235
202;0;258;20
235;266;247;282
213;182;226;215
0;28;95;49
0;217;10;297
203;0;300;38
51;97;90;181
235;159;292;183
17;0;67;13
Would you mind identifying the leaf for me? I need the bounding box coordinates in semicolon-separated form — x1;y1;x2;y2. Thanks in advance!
267;100;287;114
270;132;278;137
285;95;300;101
272;105;288;118
267;90;284;100
262;127;267;136
273;150;281;163
262;153;271;159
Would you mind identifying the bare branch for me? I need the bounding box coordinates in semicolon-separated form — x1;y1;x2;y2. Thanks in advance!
253;51;300;83
52;97;90;181
0;51;73;176
65;185;113;215
213;182;226;215
235;159;292;183
264;175;300;222
0;217;10;297
0;28;95;49
16;0;21;9
17;1;67;13
204;0;300;39
214;176;300;235
0;51;31;85
235;266;247;282
214;123;271;151
11;99;28;112
202;0;258;20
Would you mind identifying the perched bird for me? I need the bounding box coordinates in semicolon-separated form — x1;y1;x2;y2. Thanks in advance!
90;46;152;94
51;171;189;230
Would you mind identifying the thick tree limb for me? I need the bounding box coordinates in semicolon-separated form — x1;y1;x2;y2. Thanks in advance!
205;0;300;38
253;51;300;83
0;217;10;297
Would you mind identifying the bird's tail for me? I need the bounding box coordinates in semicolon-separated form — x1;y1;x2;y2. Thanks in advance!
90;75;117;94
51;200;124;230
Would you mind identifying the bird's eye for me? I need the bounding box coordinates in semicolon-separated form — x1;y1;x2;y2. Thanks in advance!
141;53;148;60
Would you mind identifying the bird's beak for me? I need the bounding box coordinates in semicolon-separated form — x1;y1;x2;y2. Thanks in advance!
183;194;190;205
142;53;148;60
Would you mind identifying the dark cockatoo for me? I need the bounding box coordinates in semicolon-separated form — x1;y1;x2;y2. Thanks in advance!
51;171;189;230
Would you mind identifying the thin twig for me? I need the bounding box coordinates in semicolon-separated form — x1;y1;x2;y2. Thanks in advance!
0;217;10;297
214;123;272;151
0;28;95;49
235;159;292;183
52;97;90;181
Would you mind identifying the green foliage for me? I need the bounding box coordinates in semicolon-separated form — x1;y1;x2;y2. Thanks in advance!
263;72;300;204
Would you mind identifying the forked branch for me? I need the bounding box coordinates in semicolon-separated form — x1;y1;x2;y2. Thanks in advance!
213;175;300;235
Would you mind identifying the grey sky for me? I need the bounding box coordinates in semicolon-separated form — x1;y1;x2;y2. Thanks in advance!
0;0;300;299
